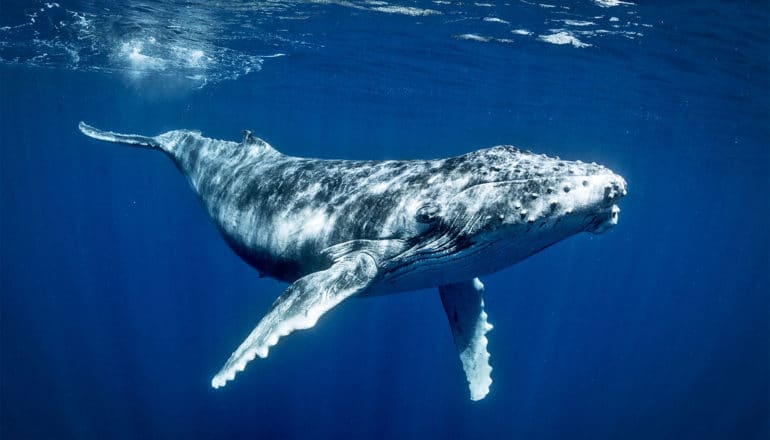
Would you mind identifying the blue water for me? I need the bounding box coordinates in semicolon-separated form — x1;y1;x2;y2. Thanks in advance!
1;1;768;438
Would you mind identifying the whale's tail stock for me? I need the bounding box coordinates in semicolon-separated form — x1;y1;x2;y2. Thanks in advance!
78;122;162;150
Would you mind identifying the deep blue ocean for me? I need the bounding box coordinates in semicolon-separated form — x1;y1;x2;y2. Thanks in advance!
1;1;768;439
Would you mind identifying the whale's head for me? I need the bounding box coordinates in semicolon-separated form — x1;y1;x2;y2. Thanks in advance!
406;146;627;280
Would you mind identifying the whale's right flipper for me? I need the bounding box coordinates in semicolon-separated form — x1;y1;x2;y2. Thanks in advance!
211;251;379;389
439;278;494;401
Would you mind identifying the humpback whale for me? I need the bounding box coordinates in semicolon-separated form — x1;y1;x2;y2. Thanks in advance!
79;122;627;401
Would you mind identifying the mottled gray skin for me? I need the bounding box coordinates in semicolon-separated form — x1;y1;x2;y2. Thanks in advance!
79;122;627;397
161;129;626;295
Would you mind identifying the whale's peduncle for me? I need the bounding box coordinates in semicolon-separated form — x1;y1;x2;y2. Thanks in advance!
78;121;161;150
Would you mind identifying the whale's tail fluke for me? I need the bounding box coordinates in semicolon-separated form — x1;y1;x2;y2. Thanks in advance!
78;122;161;150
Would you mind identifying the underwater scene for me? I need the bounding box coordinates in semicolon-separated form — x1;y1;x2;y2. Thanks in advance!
1;0;768;439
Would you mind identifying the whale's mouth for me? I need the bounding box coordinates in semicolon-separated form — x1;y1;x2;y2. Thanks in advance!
585;174;626;234
588;204;621;234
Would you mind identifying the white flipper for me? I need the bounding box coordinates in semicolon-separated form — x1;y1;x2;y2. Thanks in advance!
211;252;378;389
439;278;494;401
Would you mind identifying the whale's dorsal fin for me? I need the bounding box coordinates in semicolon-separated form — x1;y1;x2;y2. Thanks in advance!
211;251;378;389
240;129;278;154
439;278;493;401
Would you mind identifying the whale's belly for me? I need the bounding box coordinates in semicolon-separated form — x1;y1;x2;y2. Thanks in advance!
366;219;586;296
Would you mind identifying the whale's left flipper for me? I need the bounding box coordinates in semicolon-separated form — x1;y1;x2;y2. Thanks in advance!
211;252;379;389
439;278;494;401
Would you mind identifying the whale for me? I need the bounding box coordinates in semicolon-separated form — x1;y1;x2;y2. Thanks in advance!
79;122;627;401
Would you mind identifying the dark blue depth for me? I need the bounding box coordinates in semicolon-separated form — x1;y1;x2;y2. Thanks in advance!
1;1;768;439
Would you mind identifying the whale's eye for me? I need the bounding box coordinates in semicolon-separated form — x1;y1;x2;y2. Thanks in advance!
416;203;441;223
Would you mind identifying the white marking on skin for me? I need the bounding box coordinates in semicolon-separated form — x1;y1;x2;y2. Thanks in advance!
270;207;334;252
302;209;329;237
369;181;390;194
306;182;322;195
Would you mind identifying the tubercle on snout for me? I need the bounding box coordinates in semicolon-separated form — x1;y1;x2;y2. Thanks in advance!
481;172;626;234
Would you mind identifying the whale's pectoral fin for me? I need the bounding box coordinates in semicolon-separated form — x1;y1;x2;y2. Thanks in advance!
211;252;378;389
439;278;494;401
